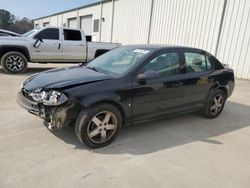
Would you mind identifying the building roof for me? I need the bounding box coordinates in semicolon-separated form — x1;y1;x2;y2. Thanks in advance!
33;0;112;21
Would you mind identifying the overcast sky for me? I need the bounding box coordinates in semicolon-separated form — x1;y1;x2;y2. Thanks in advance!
0;0;97;19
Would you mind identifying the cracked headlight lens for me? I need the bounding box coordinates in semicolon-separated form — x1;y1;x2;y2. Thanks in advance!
29;90;68;106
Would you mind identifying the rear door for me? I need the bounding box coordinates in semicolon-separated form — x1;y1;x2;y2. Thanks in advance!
32;28;62;61
181;50;214;107
132;50;186;122
61;29;86;62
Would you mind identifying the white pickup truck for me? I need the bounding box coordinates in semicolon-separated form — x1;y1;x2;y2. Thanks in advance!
0;27;120;73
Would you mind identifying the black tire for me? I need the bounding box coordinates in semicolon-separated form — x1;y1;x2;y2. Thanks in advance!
75;103;122;148
1;51;28;74
202;89;226;119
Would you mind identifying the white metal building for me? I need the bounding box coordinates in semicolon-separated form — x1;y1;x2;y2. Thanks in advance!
34;0;250;79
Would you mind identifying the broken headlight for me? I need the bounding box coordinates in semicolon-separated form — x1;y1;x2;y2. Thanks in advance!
29;90;68;106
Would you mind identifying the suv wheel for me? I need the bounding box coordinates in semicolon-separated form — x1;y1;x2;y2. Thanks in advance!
75;104;122;148
203;89;226;119
1;51;28;74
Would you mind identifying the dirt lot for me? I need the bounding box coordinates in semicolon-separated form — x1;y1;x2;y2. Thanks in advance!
0;64;250;188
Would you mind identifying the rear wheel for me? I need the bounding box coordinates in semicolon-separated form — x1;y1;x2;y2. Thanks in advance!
203;89;226;119
1;51;28;74
75;104;122;148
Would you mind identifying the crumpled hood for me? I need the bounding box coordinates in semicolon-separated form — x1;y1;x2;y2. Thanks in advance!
23;66;112;91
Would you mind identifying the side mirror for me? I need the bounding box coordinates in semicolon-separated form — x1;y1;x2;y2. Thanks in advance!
33;37;43;48
86;35;92;42
137;70;160;84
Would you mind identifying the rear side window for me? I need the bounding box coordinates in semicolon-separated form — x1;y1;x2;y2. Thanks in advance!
144;52;181;77
64;29;82;41
212;56;224;70
184;52;212;73
34;28;59;40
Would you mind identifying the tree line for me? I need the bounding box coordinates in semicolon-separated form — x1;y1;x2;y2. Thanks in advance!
0;9;33;34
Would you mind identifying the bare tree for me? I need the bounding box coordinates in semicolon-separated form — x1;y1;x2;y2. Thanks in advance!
0;9;33;34
0;9;15;29
10;17;33;34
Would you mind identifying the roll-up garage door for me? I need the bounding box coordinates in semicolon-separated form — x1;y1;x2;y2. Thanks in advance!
68;18;77;28
80;15;93;36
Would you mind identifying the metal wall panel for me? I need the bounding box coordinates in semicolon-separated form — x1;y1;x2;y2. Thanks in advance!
111;0;152;44
33;0;250;78
49;15;58;26
100;1;113;42
61;11;78;27
149;0;224;55
217;0;250;79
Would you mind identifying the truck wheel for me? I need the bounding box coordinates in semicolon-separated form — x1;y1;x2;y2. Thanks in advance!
1;51;28;74
75;103;122;148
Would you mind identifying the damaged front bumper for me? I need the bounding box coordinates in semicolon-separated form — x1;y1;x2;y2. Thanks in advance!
16;90;82;129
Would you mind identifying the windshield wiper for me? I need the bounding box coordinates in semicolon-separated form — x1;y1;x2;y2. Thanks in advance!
87;66;100;73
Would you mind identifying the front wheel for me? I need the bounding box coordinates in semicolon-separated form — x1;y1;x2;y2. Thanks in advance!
203;89;226;119
1;51;28;74
75;104;122;148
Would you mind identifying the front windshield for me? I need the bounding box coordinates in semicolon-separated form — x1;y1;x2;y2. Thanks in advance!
22;29;37;37
87;47;152;76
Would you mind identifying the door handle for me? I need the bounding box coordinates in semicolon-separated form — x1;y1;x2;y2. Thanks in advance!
54;42;61;50
172;82;183;88
79;44;85;46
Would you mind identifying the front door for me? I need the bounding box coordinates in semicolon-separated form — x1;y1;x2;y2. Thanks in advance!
132;51;186;122
31;28;62;61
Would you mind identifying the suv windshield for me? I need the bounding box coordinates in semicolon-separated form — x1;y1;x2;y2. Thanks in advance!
86;47;151;77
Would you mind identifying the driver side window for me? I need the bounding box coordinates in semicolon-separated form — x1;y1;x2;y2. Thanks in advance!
143;52;181;77
34;28;59;40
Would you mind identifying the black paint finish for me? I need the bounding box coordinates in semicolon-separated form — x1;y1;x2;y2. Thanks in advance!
17;45;235;128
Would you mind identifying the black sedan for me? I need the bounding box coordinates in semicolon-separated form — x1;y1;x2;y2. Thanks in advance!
17;45;235;148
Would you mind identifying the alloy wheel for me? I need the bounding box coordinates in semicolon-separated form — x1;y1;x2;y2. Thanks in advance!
209;94;224;116
87;111;118;144
6;55;25;72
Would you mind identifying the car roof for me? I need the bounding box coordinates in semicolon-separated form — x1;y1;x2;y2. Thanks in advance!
123;44;206;52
